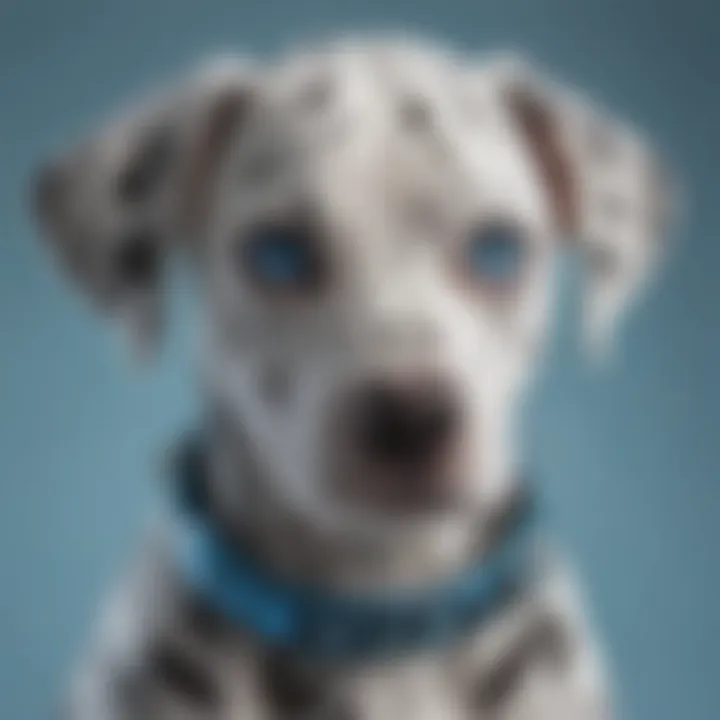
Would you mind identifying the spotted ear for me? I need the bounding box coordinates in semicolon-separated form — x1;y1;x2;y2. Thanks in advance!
32;58;254;359
491;55;679;357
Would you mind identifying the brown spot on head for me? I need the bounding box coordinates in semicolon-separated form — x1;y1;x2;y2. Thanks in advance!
181;86;253;233
507;89;577;236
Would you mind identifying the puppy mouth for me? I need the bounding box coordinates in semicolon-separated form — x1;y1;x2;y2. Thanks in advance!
328;448;472;518
353;461;470;515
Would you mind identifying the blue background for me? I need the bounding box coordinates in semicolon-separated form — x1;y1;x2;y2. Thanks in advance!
1;1;718;718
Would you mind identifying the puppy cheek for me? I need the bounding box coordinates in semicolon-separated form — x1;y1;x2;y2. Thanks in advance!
462;369;520;506
253;364;330;516
269;373;340;520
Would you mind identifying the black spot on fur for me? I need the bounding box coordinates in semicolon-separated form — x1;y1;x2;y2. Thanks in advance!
117;126;176;203
149;641;220;709
262;652;326;716
183;592;226;641
399;95;433;130
115;229;161;287
474;612;570;710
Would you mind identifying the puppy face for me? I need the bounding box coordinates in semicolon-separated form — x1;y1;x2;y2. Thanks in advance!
34;39;675;540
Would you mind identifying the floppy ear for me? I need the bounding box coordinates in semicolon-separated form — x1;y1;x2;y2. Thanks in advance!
490;56;679;357
32;58;254;359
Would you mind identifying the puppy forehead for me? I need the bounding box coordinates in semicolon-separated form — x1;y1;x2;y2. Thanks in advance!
218;42;550;238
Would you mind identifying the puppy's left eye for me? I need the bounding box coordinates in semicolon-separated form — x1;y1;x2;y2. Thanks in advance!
240;225;326;295
465;222;527;285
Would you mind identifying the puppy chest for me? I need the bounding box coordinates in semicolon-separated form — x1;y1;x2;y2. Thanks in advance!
213;610;573;720
227;653;469;720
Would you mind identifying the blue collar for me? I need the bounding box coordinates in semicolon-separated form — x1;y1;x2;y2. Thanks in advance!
172;437;539;665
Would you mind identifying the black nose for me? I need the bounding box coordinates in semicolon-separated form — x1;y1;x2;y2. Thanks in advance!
355;377;460;467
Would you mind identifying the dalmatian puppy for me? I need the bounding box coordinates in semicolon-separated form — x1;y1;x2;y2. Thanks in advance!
34;35;674;720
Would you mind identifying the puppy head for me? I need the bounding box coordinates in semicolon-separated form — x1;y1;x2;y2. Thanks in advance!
33;39;676;541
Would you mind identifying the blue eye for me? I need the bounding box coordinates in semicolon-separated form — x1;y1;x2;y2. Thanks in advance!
467;222;526;284
241;226;325;292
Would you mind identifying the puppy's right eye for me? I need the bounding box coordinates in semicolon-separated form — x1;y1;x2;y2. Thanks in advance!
239;225;326;296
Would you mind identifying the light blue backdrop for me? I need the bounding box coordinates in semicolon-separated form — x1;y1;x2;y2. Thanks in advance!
1;1;718;718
